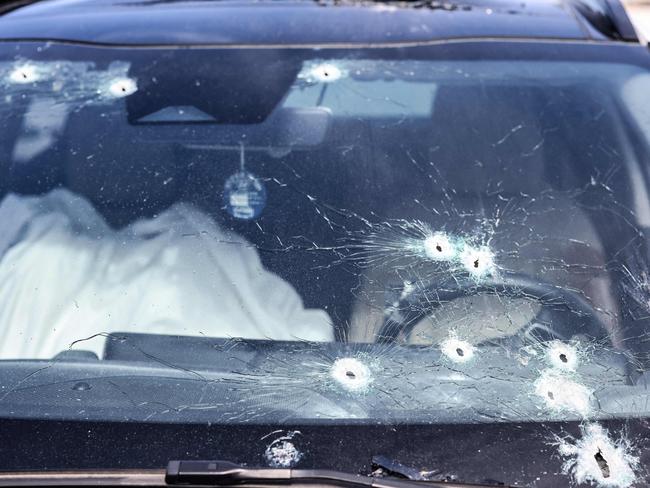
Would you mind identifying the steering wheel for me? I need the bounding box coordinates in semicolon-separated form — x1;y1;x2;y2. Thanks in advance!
376;271;611;344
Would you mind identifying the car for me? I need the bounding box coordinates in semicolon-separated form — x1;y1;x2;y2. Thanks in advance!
0;0;649;486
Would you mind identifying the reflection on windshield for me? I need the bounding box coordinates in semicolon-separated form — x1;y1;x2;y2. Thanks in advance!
1;44;650;487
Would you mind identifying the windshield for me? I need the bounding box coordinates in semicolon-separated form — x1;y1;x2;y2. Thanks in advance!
2;40;650;487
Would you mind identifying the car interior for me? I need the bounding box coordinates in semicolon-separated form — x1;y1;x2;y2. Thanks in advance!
0;54;648;354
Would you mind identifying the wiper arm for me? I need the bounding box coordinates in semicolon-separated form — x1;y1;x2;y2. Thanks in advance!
166;460;512;488
0;461;511;487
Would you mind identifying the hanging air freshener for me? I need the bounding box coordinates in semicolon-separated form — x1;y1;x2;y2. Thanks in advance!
223;143;267;220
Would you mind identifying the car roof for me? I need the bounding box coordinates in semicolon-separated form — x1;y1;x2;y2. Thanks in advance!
0;0;639;46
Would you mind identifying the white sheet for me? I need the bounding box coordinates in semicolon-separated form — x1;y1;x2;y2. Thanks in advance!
0;189;333;359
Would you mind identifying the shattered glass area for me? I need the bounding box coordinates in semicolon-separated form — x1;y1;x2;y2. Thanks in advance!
2;43;650;487
0;59;136;102
555;423;641;488
263;430;304;468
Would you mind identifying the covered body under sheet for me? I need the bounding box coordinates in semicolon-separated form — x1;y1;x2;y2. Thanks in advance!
0;189;333;359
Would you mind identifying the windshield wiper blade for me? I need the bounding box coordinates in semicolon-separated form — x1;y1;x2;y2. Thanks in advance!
165;460;513;488
0;462;511;487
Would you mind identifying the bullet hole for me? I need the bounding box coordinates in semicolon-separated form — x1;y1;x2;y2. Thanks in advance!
594;448;610;479
107;77;137;98
264;437;303;468
423;232;456;261
459;244;495;278
330;357;373;393
534;370;592;415
9;64;40;84
440;336;475;363
546;341;579;371
306;62;343;83
557;423;639;488
72;381;91;391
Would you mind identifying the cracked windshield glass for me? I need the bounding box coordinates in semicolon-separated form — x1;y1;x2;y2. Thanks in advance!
2;41;650;487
